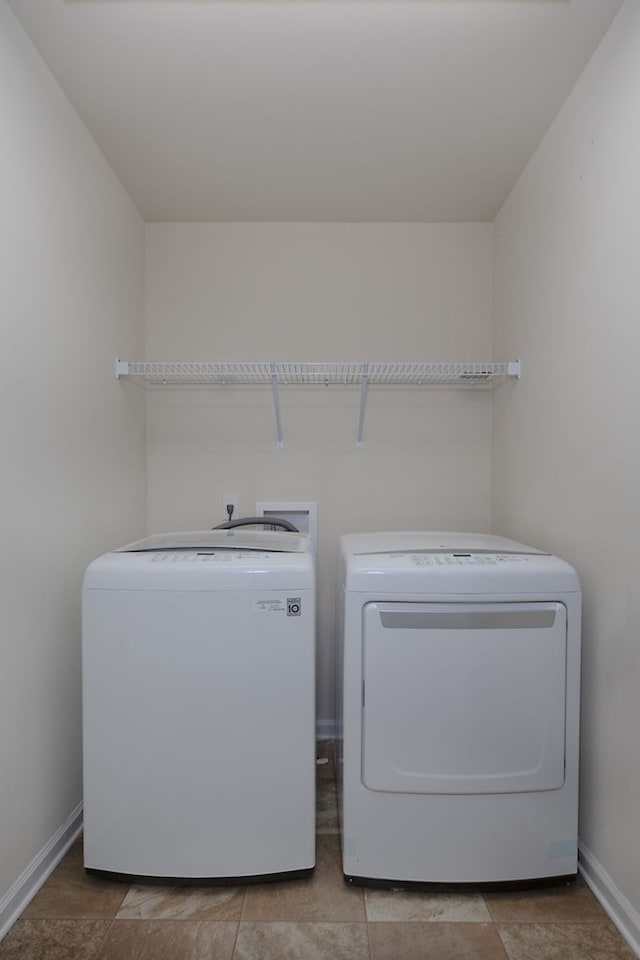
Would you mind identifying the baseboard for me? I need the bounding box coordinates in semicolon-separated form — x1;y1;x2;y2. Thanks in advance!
316;720;337;740
0;803;83;941
579;841;640;958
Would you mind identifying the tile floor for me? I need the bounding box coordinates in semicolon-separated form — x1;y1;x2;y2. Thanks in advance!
1;743;636;960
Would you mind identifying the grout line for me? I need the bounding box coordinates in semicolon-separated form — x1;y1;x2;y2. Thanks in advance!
229;918;242;960
92;916;117;960
364;912;374;960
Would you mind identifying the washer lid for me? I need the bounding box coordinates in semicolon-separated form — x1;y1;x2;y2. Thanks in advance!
116;529;312;554
83;529;315;590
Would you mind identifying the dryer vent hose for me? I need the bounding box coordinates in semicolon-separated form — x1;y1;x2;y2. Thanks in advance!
213;516;299;533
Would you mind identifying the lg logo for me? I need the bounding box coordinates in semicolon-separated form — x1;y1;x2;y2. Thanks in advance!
287;598;302;616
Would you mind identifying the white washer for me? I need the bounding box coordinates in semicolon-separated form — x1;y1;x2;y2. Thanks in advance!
336;531;581;886
82;529;316;881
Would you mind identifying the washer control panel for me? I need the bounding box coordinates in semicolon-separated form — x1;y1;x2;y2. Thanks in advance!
148;550;274;563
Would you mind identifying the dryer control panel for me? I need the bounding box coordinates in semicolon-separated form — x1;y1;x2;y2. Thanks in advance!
344;546;580;594
405;553;533;567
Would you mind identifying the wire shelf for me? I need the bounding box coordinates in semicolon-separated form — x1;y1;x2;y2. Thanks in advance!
114;359;520;447
115;360;520;386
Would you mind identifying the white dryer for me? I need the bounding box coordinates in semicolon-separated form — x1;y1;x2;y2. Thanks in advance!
82;529;316;882
336;532;581;886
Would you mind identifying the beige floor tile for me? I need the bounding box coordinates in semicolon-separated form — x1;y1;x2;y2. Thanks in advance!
6;757;636;960
116;884;244;921
96;919;238;960
316;776;339;835
485;878;609;923
234;921;370;960
22;842;129;919
0;918;111;960
369;920;509;960
316;740;336;781
365;887;491;922
498;922;637;960
242;836;365;922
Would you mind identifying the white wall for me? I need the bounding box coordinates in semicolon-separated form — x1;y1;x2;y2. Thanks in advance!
145;222;494;728
0;0;146;910
493;0;640;923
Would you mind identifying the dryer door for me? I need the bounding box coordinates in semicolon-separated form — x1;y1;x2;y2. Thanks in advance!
362;602;567;794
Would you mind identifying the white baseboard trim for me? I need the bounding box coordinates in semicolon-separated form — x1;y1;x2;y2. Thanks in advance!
316;720;337;740
579;841;640;958
0;803;83;942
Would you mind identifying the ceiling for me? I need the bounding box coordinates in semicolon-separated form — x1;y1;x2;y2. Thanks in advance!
8;0;624;222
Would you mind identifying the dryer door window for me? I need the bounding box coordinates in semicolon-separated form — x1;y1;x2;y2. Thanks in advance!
361;601;567;795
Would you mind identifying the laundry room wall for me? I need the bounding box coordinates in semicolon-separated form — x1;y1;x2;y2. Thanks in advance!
0;0;146;927
492;0;640;936
144;222;493;732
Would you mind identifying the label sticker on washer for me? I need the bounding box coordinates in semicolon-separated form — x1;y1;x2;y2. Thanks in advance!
255;598;287;613
253;597;303;615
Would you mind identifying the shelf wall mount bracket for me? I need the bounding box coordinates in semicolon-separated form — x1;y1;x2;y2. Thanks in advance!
356;363;369;448
271;362;284;448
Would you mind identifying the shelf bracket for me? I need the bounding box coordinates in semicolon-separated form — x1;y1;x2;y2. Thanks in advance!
114;359;129;379
507;359;522;379
356;363;369;447
270;363;284;448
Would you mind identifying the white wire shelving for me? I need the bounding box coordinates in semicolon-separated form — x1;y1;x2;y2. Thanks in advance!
114;359;521;447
